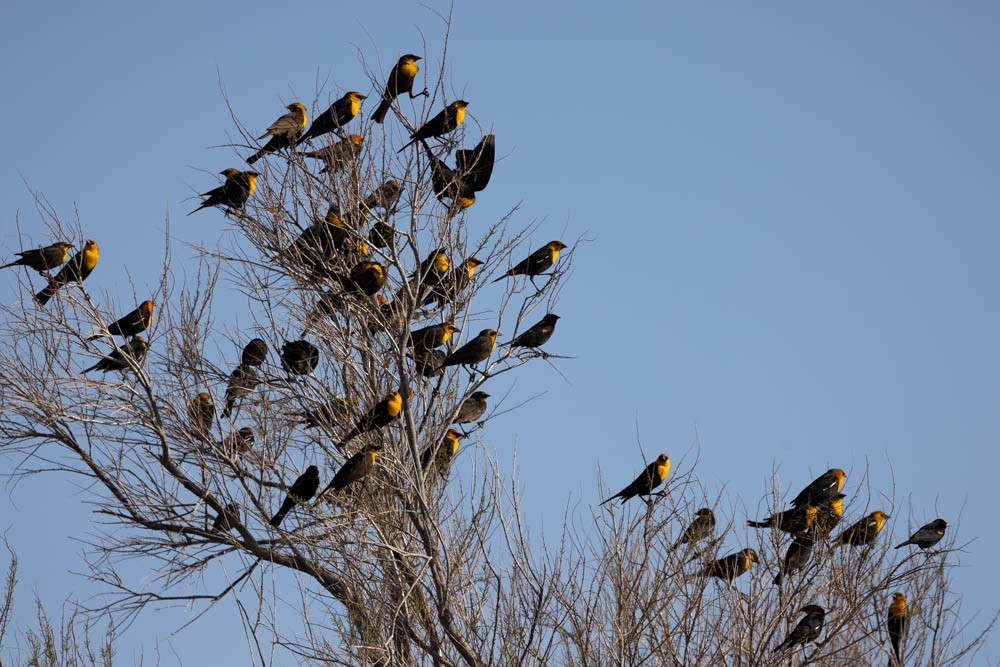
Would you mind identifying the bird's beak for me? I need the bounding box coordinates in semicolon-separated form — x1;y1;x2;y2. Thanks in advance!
359;94;368;100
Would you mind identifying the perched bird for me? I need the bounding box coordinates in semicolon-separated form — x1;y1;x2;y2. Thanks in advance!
698;548;757;582
372;54;426;124
241;338;268;367
281;340;320;376
212;503;240;532
82;337;147;374
835;511;890;547
422;135;495;210
492;240;567;288
269;465;320;527
300;398;352;430
187;392;215;441
284;209;349;272
188;169;258;215
438;329;497;370
316;445;380;500
506;313;560;350
35;239;99;306
790;468;847;509
409;348;446;377
336;261;387;297
671;508;716;550
601;453;670;506
2;241;72;274
422;257;483;308
363;179;401;212
420;428;462;472
222;364;259;418
247;102;307;164
813;493;847;537
413;247;450;289
452;391;489;425
296;91;366;145
87;300;154;340
398;100;469;152
220;427;255;458
747;505;818;534
774;533;815;586
774;605;826;653
409;322;459;351
368;221;397;251
339;391;403;446
303;134;364;174
887;593;908;666
895;518;947;550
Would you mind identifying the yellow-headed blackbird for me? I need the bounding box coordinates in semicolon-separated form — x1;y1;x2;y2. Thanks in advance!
774;605;826;653
317;444;380;499
895;518;947;550
453;391;489;425
222;364;259;418
247;102;307;164
241;338;268;367
297;92;366;145
410;347;446;377
368;221;397;250
82;336;147;374
835;510;890;547
300;398;351;430
188;391;215;441
284;210;349;271
790;468;847;509
422;135;495;210
414;247;450;288
339;391;403;446
409;322;459;351
814;493;846;536
372;54;426;124
748;505;818;534
269;464;320;526
774;533;814;586
188;169;258;215
35;239;99;306
212;503;240;532
887;592;908;666
601;454;670;505
672;508;716;550
506;313;560;350
337;261;387;297
438;329;497;370
363;179;401;212
698;548;757;582
281;339;320;376
493;240;567;288
303;134;364;174
421;428;462;471
398;100;469;152
2;241;72;275
423;257;483;308
88;300;154;341
220;427;255;457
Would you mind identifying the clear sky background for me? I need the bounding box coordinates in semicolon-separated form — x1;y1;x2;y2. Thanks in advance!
1;2;998;664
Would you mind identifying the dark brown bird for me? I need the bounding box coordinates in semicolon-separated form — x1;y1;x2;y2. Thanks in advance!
284;208;350;272
506;313;560;350
895;518;947;550
87;300;154;340
398;100;469;152
241;338;268;367
492;240;566;288
303;134;364;173
774;605;826;653
296;91;366;145
35;239;99;306
188;169;258;214
774;532;815;586
409;322;459;351
269;465;320;527
438;329;497;370
835;511;890;547
82;336;147;374
747;505;818;534
281;340;320;376
316;444;380;500
247;102;307;164
336;261;387;297
420;429;462;472
300;398;352;430
887;593;908;666
212;503;240;532
368;221;397;251
363;179;401;212
187;391;215;442
790;468;847;509
423;257;483;308
601;454;670;506
410;347;446;377
219;427;255;457
698;548;757;582
222;364;259;418
2;241;72;274
672;508;716;550
372;54;426;124
453;391;489;425
339;391;403;446
422;134;495;210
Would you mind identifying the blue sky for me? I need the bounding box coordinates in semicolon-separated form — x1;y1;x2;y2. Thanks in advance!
1;2;998;663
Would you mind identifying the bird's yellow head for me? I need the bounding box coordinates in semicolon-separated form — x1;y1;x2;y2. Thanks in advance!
197;392;213;405
451;100;469;110
833;468;847;490
655;453;671;482
386;391;403;416
401;54;421;64
288;102;307;113
82;240;99;267
132;336;147;350
140;300;154;325
480;329;498;348
354;262;383;278
385;179;400;190
464;257;484;277
441;322;460;340
444;429;462;454
742;548;759;564
245;171;258;194
348;134;365;147
872;511;890;530
547;240;567;260
890;593;907;616
431;251;449;274
220;168;241;178
376;294;389;307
